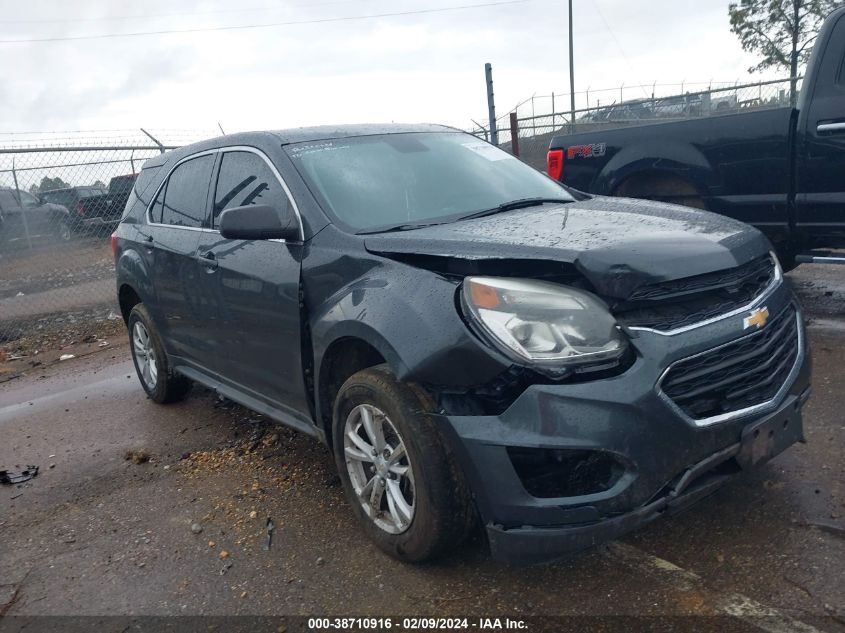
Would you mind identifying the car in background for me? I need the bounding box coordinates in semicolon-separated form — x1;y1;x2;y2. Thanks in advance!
578;99;653;123
75;174;137;235
0;186;73;250
547;4;845;269
39;185;108;234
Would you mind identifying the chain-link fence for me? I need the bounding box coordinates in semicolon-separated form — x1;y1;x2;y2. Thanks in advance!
0;131;216;362
471;78;796;171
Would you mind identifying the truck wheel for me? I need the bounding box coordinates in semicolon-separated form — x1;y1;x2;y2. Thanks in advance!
128;304;191;404
56;220;72;242
332;365;474;562
615;173;708;210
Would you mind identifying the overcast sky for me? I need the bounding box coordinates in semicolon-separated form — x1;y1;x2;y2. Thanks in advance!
0;0;787;138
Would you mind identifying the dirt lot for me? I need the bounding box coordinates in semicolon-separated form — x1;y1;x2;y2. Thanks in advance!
0;263;843;633
0;238;120;377
0;238;114;301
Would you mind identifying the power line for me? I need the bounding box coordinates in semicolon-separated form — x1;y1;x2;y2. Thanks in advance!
588;0;650;99
0;0;530;44
0;0;363;25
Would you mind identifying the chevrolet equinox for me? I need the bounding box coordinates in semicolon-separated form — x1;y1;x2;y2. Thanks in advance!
113;124;810;564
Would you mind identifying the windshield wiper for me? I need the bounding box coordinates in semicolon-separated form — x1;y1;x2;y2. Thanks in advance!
357;221;446;235
456;197;573;222
356;197;573;235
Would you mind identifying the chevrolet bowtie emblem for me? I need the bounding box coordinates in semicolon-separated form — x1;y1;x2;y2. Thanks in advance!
743;306;770;330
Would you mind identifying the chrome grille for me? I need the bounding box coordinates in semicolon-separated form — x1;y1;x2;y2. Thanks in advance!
616;254;778;332
660;304;800;422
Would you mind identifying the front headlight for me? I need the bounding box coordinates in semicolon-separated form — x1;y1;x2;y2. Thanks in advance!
461;277;627;375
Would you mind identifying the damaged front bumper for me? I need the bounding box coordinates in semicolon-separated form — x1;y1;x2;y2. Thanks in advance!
433;294;811;565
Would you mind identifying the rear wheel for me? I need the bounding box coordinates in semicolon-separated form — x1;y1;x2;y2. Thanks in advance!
128;304;191;404
56;220;71;242
615;173;707;210
332;365;474;562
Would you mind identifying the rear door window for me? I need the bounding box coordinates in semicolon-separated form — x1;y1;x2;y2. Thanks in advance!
212;151;292;226
159;155;214;228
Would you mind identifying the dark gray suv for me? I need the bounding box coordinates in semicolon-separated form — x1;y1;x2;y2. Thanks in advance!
113;124;810;564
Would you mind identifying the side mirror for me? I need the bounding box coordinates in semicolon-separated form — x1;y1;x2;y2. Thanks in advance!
218;204;299;241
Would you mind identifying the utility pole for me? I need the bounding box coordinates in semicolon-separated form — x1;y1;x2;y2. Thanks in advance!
485;63;498;146
568;0;576;129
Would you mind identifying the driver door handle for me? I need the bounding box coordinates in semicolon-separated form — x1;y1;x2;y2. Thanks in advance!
817;121;845;134
196;250;218;271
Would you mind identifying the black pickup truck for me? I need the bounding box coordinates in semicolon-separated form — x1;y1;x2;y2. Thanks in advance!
547;5;845;267
75;174;137;235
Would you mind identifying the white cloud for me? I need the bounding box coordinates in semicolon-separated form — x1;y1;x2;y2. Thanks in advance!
0;0;795;138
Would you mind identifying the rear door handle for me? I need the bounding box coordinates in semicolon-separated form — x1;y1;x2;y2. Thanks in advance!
196;250;218;270
817;121;845;134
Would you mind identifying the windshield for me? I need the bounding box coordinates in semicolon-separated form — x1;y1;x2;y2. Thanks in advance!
286;132;574;232
41;191;74;206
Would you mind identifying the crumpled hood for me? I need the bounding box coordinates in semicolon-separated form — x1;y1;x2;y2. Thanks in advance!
364;196;771;298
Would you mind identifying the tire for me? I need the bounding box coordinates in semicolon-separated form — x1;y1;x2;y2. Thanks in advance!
56;220;72;242
332;365;474;563
615;173;708;210
128;304;191;404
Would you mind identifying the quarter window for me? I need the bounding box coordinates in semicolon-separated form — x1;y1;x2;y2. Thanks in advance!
149;184;165;223
213;151;292;225
839;51;845;85
158;154;214;228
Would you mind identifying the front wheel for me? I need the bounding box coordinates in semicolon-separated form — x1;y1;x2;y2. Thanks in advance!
128;304;191;404
332;365;474;563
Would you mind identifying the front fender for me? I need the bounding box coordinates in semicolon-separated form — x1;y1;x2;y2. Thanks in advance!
309;261;508;387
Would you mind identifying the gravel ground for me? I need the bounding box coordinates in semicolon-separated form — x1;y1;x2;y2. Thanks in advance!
0;238;113;300
0;261;842;632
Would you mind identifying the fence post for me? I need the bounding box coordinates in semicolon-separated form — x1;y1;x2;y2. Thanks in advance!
509;112;520;157
485;63;499;146
531;96;536;136
11;158;33;250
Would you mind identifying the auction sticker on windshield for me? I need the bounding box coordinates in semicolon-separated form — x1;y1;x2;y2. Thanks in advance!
462;141;514;161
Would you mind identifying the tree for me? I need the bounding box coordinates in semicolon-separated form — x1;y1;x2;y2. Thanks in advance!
729;0;841;105
32;176;70;194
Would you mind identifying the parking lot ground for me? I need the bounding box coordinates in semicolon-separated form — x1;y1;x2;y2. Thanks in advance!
0;321;843;631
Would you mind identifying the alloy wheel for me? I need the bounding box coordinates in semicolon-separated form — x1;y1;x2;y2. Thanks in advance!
132;321;158;390
343;403;416;534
